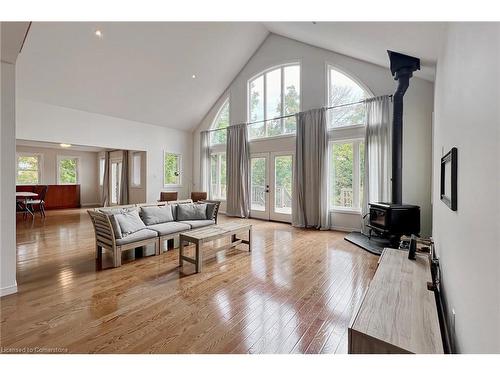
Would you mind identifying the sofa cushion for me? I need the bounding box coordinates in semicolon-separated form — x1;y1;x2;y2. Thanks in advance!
97;207;137;239
147;222;191;236
168;201;192;221
204;202;218;221
115;210;146;236
115;229;158;246
140;205;174;225
179;219;215;229
177;203;208;221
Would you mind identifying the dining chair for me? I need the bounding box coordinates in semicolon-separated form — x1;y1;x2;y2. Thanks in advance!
27;185;48;218
190;191;207;202
159;191;178;202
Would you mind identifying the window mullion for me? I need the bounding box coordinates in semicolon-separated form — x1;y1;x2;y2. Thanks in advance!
281;67;285;134
263;73;267;137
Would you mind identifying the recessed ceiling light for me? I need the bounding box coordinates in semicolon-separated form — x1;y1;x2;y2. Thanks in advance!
192;74;196;79
60;143;72;148
95;29;103;38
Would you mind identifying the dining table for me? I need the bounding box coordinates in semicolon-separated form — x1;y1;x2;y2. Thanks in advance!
16;191;38;219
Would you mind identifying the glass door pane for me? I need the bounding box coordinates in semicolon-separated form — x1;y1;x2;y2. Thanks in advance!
273;155;293;215
250;157;267;212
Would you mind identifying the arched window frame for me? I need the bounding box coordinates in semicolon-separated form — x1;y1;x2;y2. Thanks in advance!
208;98;229;200
209;97;230;147
247;62;301;140
326;64;373;213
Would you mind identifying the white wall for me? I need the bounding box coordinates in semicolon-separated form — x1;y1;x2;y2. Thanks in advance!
432;23;500;353
1;61;18;297
16;145;100;206
17;99;193;203
193;34;434;234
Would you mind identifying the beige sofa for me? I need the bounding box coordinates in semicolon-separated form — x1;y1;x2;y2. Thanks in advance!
88;199;220;267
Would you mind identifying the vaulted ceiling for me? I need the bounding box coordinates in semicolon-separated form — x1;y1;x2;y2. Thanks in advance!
17;22;445;132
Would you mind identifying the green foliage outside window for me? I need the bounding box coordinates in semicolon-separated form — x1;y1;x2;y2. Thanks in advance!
211;101;229;145
164;153;180;185
59;158;77;184
16;155;39;184
330;143;354;208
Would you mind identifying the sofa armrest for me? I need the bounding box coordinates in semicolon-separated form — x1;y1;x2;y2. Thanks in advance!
88;210;117;248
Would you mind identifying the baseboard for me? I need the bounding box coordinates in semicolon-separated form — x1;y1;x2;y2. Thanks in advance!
331;225;360;233
81;203;100;207
0;282;18;297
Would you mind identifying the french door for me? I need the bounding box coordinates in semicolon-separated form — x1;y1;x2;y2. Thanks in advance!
250;152;294;223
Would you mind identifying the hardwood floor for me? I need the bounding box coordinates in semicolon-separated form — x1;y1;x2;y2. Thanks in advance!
1;209;378;354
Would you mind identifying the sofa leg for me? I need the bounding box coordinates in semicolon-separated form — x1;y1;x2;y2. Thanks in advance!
156;239;161;256
113;247;121;267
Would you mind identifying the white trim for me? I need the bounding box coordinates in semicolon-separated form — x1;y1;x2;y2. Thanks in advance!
98;156;105;187
330;208;362;215
0;282;18;297
56;155;80;185
163;151;183;188
330;225;359;233
81;202;100;207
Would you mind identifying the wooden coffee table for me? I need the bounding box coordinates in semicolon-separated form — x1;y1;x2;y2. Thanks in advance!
179;222;252;273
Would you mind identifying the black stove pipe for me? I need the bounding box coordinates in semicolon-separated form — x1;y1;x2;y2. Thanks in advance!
387;51;421;204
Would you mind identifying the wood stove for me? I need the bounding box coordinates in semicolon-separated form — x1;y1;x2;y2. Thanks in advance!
368;202;420;237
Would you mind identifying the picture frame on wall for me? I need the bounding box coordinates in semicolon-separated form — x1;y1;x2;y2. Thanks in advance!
440;147;457;211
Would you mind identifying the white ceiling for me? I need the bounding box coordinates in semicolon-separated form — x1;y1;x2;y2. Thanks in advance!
264;22;446;81
17;22;269;131
17;22;445;132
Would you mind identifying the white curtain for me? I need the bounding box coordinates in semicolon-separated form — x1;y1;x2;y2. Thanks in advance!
101;151;110;207
119;150;129;205
292;108;329;230
226;124;250;217
362;95;392;234
200;131;211;194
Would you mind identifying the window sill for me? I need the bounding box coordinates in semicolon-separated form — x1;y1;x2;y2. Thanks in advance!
163;185;183;189
330;208;361;215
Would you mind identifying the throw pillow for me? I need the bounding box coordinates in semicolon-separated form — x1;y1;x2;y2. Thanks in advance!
177;203;208;221
115;210;146;236
140;205;174;225
98;207;138;239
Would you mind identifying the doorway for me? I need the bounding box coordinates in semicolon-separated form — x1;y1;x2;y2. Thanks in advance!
250;152;294;222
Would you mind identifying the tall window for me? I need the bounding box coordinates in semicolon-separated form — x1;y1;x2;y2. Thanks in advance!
329;140;364;210
164;152;182;186
99;157;105;186
210;99;229;146
210;152;226;200
57;156;79;184
16;154;41;184
248;64;300;139
328;67;370;128
131;152;142;187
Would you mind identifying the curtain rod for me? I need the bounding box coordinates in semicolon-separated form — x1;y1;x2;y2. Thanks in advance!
203;94;393;134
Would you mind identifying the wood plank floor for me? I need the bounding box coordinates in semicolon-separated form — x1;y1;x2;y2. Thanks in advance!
0;209;378;353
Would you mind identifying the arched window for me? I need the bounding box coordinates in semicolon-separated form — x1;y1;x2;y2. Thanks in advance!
209;99;229;200
248;64;300;139
210;99;229;145
327;66;372;128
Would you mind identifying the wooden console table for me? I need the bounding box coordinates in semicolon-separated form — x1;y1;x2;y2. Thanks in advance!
349;248;444;354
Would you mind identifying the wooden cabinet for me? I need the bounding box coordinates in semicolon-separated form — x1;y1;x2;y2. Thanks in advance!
348;248;444;354
16;185;81;209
